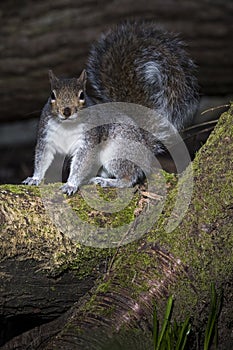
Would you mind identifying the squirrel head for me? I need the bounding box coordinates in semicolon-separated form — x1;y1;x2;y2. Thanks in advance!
48;70;87;121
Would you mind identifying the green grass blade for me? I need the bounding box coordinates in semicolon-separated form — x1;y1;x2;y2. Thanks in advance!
175;317;191;350
173;320;178;336
153;303;159;350
204;283;218;350
156;296;173;350
165;324;171;350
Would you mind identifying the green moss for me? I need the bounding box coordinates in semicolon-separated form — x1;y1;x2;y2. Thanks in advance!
67;185;140;228
0;184;40;196
52;246;114;279
160;170;177;186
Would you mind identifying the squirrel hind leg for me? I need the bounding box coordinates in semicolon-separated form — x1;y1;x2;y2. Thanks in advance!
89;160;144;188
89;176;133;188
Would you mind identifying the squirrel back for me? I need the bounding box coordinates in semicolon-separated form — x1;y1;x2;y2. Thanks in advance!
86;21;199;130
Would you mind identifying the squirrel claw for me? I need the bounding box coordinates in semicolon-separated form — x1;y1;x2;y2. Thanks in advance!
22;177;40;186
60;183;78;196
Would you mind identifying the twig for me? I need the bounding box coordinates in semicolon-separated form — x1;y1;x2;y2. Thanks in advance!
183;120;218;132
201;104;229;116
183;126;216;141
140;191;163;200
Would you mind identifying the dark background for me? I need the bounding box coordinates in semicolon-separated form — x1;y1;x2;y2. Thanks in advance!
0;0;232;184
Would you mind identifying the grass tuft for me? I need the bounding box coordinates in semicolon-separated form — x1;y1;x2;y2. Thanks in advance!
153;284;221;350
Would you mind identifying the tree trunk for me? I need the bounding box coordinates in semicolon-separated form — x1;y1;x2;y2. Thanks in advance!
0;0;232;122
0;105;232;349
0;183;112;346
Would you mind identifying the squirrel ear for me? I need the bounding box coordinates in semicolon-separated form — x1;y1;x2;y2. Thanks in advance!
48;70;59;87
78;69;87;87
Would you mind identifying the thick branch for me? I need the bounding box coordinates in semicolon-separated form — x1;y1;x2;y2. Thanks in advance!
1;105;232;349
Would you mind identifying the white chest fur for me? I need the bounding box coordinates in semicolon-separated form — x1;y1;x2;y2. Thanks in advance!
46;118;85;155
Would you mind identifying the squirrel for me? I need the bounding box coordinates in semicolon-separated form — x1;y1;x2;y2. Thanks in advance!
23;20;199;195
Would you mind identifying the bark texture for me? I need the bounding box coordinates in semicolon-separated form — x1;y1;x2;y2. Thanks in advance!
0;0;233;122
0;105;232;349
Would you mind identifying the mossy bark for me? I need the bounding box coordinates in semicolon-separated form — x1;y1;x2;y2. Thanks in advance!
0;105;233;349
0;184;113;345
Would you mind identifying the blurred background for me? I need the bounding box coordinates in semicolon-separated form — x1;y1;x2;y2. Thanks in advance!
0;0;232;184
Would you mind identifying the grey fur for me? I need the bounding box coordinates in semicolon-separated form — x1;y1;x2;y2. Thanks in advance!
23;70;94;195
23;21;199;195
86;20;199;130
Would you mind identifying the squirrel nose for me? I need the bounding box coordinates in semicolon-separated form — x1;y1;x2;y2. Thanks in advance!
63;107;71;118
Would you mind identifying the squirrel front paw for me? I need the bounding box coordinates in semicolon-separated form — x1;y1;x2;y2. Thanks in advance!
60;183;78;196
22;177;41;186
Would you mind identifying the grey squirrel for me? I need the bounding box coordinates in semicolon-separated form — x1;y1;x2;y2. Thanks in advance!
23;21;199;195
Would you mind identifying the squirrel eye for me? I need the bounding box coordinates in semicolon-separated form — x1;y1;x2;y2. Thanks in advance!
50;90;56;102
79;90;85;101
